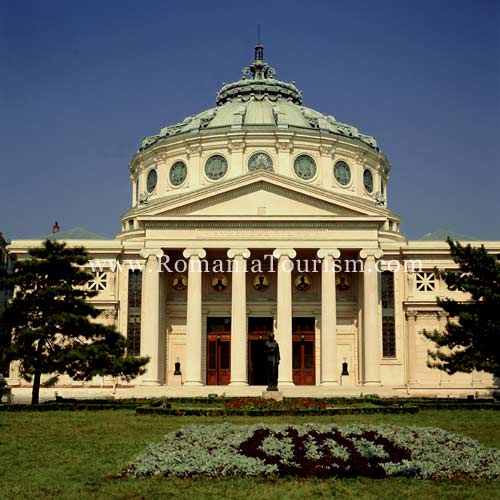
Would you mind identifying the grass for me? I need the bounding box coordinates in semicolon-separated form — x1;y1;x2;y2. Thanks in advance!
1;410;499;499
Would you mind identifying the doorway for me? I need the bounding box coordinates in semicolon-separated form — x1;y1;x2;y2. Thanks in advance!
206;317;231;385
248;317;274;385
292;317;316;385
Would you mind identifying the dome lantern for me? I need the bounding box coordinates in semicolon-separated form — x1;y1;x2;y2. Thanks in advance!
215;45;303;105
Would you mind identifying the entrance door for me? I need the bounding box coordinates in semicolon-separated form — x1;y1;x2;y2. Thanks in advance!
206;317;231;385
292;317;315;385
248;317;274;385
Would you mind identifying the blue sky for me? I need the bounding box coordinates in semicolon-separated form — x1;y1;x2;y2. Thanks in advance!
1;0;499;240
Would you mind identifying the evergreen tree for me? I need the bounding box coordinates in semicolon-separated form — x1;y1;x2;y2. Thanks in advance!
0;240;149;404
423;239;500;378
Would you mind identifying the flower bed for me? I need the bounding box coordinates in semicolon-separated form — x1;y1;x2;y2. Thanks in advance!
121;423;500;480
224;397;326;410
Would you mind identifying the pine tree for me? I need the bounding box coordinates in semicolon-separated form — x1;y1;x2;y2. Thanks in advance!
423;239;500;378
0;240;149;404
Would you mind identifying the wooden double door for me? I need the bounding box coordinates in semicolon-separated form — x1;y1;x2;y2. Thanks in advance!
248;317;274;385
292;317;316;385
206;317;231;386
247;317;316;386
206;316;316;386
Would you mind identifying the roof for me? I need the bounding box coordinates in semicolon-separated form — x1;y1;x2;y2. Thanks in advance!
139;46;379;152
418;228;480;241
40;227;108;240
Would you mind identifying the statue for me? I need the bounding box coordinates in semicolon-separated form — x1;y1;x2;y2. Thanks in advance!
264;333;280;391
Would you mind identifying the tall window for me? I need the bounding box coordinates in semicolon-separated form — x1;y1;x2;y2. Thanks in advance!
381;271;396;357
127;270;142;356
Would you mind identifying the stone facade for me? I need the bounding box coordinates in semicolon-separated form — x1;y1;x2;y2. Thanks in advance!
7;48;499;396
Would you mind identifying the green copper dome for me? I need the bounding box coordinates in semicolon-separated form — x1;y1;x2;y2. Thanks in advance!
139;46;379;151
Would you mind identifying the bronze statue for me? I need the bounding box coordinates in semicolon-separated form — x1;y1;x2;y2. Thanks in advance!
264;332;280;391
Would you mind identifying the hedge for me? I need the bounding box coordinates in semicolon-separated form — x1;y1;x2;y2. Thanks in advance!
135;405;419;416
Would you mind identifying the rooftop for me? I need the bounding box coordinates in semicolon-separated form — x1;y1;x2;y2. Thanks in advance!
138;46;379;153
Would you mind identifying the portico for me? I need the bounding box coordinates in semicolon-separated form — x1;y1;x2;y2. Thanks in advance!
137;240;385;388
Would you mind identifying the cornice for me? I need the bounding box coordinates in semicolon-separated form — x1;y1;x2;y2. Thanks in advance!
129;126;386;167
142;220;381;230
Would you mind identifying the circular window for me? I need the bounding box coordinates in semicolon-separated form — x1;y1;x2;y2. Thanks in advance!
169;161;187;186
248;152;274;172
363;169;374;193
334;160;351;186
146;169;157;193
205;155;228;180
294;155;317;180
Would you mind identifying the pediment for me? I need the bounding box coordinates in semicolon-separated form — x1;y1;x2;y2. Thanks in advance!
169;181;364;217
135;172;386;219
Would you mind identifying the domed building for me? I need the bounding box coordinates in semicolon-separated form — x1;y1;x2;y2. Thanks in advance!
8;46;498;396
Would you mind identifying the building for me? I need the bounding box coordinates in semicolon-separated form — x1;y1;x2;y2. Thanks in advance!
7;47;499;396
0;232;15;376
0;232;15;317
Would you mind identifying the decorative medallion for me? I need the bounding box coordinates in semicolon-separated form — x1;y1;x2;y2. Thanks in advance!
147;169;157;193
205;155;228;180
295;273;312;291
252;273;270;291
169;161;187;186
336;273;351;291
363;169;373;193
211;274;228;292
334;160;351;186
294;155;317;180
248;152;274;172
88;271;107;291
171;273;188;291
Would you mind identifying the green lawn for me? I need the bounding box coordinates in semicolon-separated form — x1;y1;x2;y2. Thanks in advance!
1;410;499;500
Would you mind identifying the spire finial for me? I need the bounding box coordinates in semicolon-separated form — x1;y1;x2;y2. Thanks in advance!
254;24;264;62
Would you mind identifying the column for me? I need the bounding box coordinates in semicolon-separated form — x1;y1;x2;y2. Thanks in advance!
139;248;163;385
183;248;206;386
273;248;296;386
359;248;383;386
317;248;341;385
227;248;251;385
406;311;418;385
117;261;129;338
436;311;453;386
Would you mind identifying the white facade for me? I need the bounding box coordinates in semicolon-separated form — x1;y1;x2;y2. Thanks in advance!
8;48;499;396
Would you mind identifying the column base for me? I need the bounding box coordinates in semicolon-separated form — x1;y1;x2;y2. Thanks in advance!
229;381;249;386
183;381;203;387
141;380;161;386
278;381;295;387
320;381;340;387
363;381;382;387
